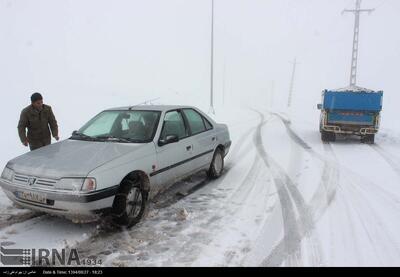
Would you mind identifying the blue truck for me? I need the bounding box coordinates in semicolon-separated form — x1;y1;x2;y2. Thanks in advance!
317;86;383;144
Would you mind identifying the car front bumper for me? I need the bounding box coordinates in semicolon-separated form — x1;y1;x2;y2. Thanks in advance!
0;178;118;219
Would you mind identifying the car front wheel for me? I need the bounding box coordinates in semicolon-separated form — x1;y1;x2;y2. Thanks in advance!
111;177;147;227
207;148;224;179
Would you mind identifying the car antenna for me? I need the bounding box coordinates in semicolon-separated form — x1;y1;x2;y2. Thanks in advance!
128;97;161;110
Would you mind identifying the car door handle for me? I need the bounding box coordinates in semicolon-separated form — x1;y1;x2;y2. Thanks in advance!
186;145;192;151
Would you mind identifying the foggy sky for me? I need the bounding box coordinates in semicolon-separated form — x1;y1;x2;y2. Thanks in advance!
1;0;399;166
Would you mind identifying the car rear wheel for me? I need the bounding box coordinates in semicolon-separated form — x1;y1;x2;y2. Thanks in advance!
111;177;147;227
207;148;224;179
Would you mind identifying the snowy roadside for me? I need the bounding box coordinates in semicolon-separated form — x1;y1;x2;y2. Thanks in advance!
279;116;400;266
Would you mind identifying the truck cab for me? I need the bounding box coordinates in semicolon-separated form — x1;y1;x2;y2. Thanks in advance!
317;86;383;144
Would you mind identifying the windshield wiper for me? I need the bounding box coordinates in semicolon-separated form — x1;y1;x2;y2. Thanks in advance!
70;132;95;141
94;136;133;143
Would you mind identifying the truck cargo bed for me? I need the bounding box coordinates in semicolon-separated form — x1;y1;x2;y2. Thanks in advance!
323;90;383;112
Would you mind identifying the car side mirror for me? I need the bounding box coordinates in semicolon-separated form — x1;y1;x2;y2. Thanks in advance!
158;134;179;146
72;130;78;136
317;104;322;110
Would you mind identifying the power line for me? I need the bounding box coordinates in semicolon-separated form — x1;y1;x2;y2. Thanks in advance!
373;0;388;10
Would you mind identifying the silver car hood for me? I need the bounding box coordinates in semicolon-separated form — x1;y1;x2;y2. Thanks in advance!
8;139;144;178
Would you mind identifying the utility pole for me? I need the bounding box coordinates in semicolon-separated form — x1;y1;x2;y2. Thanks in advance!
343;0;374;87
209;0;215;114
287;58;299;108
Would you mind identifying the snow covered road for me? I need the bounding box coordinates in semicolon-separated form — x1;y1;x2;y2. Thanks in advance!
1;108;400;267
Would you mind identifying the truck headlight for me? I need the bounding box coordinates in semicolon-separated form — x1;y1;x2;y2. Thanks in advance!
1;167;14;181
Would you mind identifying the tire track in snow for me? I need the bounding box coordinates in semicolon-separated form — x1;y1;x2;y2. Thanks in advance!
0;211;43;230
252;113;302;266
164;157;265;266
257;112;356;266
224;117;272;205
226;155;262;207
227;125;257;164
271;113;340;220
318;143;358;265
161;121;273;265
312;142;360;266
340;182;384;265
275;114;400;191
252;111;321;266
334;163;400;265
270;116;342;265
267;114;400;265
308;144;339;221
331;171;391;265
267;113;343;265
276;120;399;213
270;113;313;152
324;143;400;265
369;145;400;178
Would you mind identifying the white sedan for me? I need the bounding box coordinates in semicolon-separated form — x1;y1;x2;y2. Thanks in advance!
0;105;231;227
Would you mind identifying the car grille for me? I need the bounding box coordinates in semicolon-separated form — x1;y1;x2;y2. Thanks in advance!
13;173;58;188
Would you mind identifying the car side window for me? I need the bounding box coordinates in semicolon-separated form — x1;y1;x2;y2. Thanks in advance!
160;110;188;140
203;117;213;130
182;109;207;135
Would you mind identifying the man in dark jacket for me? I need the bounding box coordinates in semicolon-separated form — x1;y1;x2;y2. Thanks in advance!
18;93;59;151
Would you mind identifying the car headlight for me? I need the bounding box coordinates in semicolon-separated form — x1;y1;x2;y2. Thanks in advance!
81;178;97;192
55;178;85;191
1;167;14;181
55;178;96;192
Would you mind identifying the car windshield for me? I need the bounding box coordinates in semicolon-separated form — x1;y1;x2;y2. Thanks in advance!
72;110;161;143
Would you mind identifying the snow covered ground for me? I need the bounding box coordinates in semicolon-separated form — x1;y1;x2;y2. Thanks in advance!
1;106;399;267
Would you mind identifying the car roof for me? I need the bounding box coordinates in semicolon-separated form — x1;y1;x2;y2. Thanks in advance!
105;105;198;112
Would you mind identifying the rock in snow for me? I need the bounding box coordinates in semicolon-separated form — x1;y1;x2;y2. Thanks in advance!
176;208;189;221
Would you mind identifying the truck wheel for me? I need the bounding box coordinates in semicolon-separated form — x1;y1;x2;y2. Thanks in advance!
361;134;375;144
321;131;336;142
207;148;224;179
111;177;147;228
321;131;329;142
321;131;330;142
